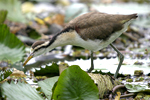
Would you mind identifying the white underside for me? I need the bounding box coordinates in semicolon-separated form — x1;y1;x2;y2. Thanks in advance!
48;20;132;52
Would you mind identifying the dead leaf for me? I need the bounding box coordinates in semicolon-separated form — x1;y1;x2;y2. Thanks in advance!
88;73;120;98
35;17;45;25
115;92;121;100
10;68;26;77
44;16;52;24
59;62;69;75
52;14;64;25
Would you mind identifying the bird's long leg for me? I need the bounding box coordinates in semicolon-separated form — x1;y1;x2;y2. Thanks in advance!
110;43;124;79
87;51;94;72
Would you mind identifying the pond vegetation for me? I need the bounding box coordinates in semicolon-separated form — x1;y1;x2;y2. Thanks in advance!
0;0;150;99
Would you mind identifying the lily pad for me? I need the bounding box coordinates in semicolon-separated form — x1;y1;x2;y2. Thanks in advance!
38;76;59;100
34;63;59;77
53;65;99;100
2;81;43;100
0;24;25;63
125;84;150;93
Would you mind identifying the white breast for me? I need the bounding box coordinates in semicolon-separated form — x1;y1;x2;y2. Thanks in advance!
72;32;103;51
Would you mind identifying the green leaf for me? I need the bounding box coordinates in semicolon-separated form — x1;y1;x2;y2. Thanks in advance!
53;65;99;100
38;76;59;100
0;24;25;63
2;81;44;100
34;63;59;77
125;84;150;93
26;27;41;39
0;0;26;23
0;69;12;82
0;10;7;23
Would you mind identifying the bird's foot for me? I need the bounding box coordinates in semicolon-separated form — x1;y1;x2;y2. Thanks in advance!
87;67;94;73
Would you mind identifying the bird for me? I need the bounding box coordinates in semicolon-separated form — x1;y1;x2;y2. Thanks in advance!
23;11;137;78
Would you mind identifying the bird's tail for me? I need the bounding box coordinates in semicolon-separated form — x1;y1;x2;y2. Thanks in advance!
120;13;138;24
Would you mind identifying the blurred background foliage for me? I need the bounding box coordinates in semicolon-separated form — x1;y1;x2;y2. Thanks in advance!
0;0;150;99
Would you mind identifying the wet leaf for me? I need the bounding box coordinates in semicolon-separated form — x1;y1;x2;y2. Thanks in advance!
38;76;59;100
53;65;99;100
2;81;43;100
0;24;25;63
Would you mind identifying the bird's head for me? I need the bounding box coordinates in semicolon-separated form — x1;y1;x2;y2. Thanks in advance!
23;40;50;66
23;27;75;66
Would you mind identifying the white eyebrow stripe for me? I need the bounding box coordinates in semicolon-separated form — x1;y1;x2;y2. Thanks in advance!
34;41;50;51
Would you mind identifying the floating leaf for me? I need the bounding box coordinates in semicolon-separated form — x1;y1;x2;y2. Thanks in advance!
2;81;43;100
34;63;59;77
53;65;99;100
0;0;26;23
0;24;25;63
38;76;59;100
0;10;7;23
125;84;150;93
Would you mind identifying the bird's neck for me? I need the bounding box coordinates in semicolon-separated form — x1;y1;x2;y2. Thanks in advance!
47;30;77;51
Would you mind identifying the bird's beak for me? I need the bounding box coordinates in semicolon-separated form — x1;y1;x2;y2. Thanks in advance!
23;53;33;66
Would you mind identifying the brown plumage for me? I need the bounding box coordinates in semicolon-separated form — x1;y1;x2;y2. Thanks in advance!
65;11;137;40
31;11;137;54
31;11;137;52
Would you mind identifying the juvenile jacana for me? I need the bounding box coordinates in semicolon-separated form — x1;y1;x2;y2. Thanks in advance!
23;11;137;78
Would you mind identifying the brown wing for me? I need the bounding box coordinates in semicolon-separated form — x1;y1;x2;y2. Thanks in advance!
66;11;137;40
